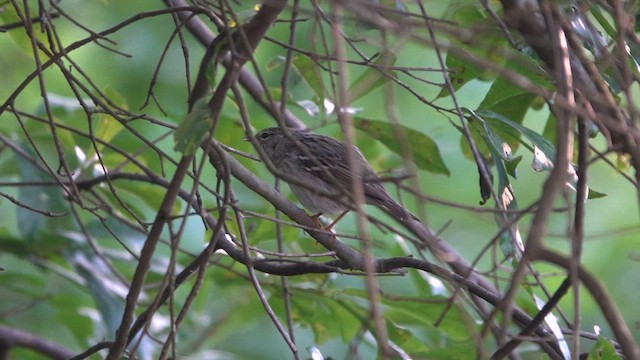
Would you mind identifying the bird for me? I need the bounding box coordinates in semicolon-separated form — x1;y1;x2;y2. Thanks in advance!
254;127;415;226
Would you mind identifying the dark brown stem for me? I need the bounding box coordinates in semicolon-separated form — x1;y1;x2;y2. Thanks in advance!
0;326;75;360
106;2;288;359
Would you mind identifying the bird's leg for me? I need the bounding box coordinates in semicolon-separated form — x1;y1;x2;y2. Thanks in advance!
309;210;348;231
325;210;349;230
310;212;325;228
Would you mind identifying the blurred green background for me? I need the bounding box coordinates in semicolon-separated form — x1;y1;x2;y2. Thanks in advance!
0;1;638;359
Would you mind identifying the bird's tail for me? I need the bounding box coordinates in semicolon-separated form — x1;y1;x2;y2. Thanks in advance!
377;194;419;222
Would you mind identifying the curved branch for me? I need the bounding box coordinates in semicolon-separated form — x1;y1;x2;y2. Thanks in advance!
66;169;593;360
205;140;565;358
540;249;639;359
0;326;75;360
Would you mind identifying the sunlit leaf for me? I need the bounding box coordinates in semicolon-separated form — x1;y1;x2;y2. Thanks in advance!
0;6;49;54
532;145;554;172
97;152;146;174
85;88;128;160
92;114;125;149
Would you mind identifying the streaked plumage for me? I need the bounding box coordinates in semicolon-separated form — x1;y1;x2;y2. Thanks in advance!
255;127;414;221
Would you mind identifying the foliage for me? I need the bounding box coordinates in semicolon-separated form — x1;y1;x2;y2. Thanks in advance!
0;1;638;359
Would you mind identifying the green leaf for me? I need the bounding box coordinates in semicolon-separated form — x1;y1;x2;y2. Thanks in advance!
454;116;490;161
337;288;477;357
98;152;147;174
16;146;71;242
92;114;125;149
173;97;213;155
455;45;548;162
289;289;363;344
205;36;232;87
381;295;476;341
486;132;521;257
542;112;558;145
439;3;518;98
587;188;607;199
86;88;128;159
421;340;480;360
74;251;125;335
51;292;93;345
476;153;493;205
482;122;512;162
115;180;169;213
0;6;47;54
386;321;430;355
0;233;66;258
477;79;539;154
354;118;450;175
504;155;522;178
436;50;483;99
292;54;325;99
478;79;535;114
587;337;623;360
349;50;397;102
475;109;557;161
95;185;149;222
589;6;617;39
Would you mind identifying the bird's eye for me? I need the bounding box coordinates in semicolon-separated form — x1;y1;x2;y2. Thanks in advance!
258;131;270;139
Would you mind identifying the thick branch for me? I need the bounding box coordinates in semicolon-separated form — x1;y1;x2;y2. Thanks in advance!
500;0;640;177
499;2;640;357
68;167;574;359
206;141;564;357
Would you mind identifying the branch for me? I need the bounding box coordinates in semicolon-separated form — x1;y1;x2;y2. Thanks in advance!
164;0;306;129
0;326;75;360
498;2;640;357
205;140;564;358
69;169;577;359
106;2;288;359
500;0;640;179
540;249;639;359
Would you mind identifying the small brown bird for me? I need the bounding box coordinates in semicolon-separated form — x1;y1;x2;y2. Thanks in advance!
254;127;415;224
